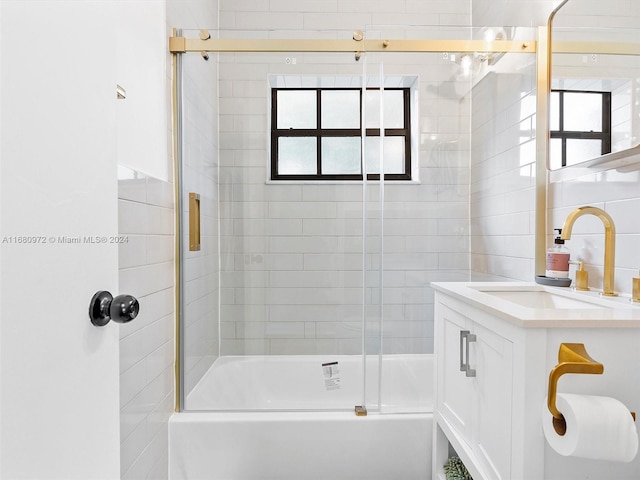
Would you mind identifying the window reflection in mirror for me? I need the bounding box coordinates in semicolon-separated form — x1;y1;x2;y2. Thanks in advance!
549;89;611;169
549;0;640;169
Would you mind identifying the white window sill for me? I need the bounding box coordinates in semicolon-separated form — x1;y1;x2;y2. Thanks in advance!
265;179;422;185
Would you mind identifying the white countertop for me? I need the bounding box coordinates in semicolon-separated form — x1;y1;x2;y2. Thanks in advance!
431;281;640;328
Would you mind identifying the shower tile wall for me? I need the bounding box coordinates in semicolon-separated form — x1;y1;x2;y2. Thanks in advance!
470;59;538;281
549;171;640;295
218;1;472;355
469;0;548;283
472;0;555;27
219;0;470;27
552;0;640;28
118;168;174;480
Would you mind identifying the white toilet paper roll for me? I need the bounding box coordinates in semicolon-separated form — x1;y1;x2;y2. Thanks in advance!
542;393;638;462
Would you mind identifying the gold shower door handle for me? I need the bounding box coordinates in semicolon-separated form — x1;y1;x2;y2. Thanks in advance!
189;192;201;251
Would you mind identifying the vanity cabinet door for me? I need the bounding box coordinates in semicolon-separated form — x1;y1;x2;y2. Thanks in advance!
437;305;474;441
435;302;514;480
471;322;514;480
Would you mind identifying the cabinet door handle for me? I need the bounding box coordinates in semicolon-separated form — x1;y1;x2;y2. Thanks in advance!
460;330;470;372
465;333;477;377
459;330;477;377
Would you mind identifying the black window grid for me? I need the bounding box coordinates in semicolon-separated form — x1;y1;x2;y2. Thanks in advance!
550;89;612;167
270;87;412;181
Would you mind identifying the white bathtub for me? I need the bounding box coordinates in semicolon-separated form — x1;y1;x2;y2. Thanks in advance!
169;354;433;480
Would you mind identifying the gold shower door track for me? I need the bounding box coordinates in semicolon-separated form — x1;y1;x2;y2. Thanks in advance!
169;36;536;54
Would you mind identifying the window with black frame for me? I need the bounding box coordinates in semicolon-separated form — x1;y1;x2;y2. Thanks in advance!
549;89;612;169
270;87;411;181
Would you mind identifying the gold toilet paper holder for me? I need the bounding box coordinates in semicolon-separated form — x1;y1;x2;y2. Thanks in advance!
548;343;636;436
547;343;636;435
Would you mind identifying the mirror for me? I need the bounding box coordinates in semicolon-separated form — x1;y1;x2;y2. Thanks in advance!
548;0;640;171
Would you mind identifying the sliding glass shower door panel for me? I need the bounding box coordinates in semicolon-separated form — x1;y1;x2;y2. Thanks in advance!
178;28;370;412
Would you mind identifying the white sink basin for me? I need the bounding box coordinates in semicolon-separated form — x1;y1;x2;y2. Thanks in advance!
480;289;603;309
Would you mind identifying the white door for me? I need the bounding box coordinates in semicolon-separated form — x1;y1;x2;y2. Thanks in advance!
1;2;120;478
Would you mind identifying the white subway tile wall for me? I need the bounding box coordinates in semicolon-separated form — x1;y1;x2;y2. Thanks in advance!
550;0;640;29
217;2;473;356
472;0;555;28
549;178;640;295
118;168;175;480
470;56;538;282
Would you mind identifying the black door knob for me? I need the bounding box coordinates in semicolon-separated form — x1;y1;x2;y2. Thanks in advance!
89;291;140;327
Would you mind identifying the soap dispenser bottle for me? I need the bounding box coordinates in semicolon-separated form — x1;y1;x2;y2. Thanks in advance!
546;228;570;279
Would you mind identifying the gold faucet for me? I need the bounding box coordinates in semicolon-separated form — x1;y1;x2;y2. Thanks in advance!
561;206;616;296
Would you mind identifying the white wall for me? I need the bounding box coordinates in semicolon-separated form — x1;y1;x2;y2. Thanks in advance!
117;0;169;182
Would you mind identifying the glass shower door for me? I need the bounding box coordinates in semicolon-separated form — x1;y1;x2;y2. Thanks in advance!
177;29;372;413
360;45;388;414
362;25;471;414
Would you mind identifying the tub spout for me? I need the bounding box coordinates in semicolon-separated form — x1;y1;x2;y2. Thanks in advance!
560;206;616;296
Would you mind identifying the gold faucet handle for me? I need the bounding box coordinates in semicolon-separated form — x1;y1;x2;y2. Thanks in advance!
569;260;589;291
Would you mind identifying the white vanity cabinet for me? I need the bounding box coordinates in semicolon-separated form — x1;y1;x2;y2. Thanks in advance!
435;302;516;480
431;282;640;480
